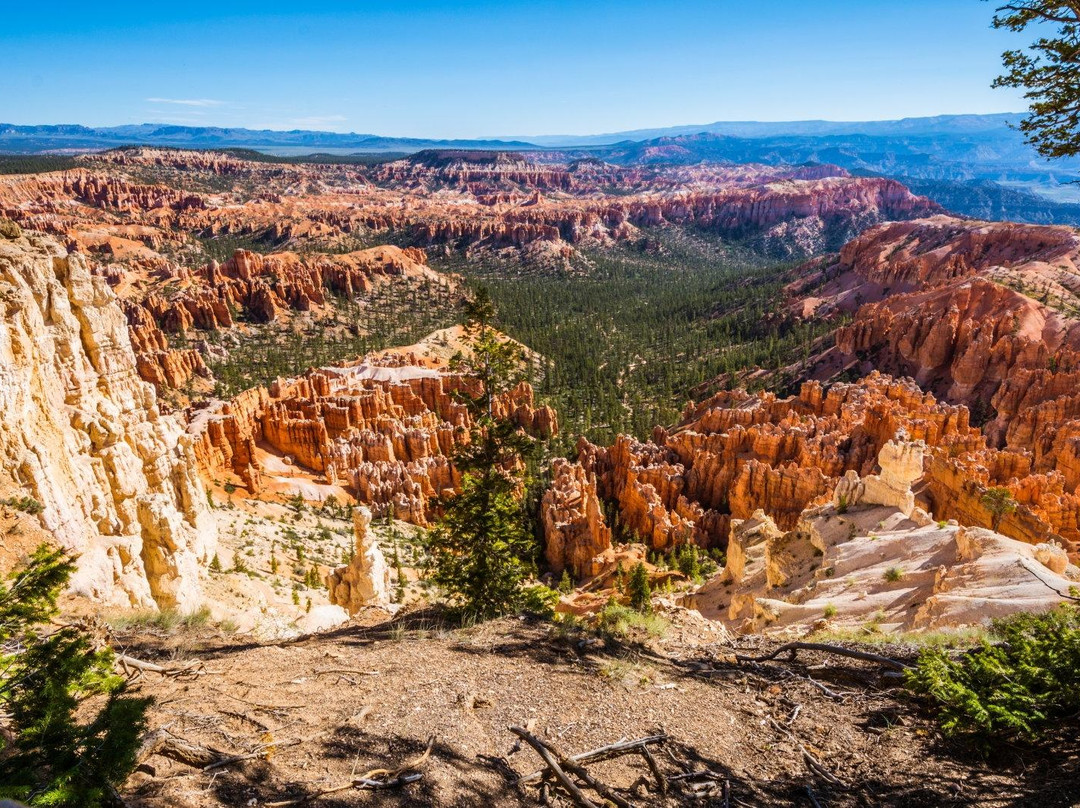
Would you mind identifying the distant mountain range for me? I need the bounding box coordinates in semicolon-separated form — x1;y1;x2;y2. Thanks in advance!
5;114;1080;221
0;123;537;155
508;113;1034;147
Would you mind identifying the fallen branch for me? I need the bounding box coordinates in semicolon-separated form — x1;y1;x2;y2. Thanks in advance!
117;654;206;678
266;734;434;806
517;734;667;785
509;726;599;808
203;738;302;771
537;735;634;808
638;744;666;795
137;728;223;769
736;642;909;672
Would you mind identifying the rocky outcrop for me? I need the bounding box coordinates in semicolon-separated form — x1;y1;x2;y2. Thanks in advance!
0;233;216;608
191;357;557;524
833;434;925;517
792;215;1080;419
544;374;979;560
690;460;1080;633
542;459;613;576
127;245;444;341
542;370;1080;569
326;506;390;612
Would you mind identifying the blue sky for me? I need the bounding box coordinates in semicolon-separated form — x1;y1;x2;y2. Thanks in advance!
3;1;1029;138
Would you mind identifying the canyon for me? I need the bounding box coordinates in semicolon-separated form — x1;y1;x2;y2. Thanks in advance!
1;149;1079;635
0;149;940;269
541;215;1080;604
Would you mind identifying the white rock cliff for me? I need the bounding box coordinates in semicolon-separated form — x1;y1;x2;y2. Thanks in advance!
0;233;216;609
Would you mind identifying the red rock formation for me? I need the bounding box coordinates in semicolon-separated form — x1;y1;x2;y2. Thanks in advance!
542;459;613;576
0;154;939;269
190;358;557;525
792;216;1080;411
140;245;443;335
541;371;1080;568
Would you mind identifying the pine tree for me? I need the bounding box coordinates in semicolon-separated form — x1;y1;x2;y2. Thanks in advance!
209;553;222;572
558;569;574;594
0;545;150;806
426;287;540;621
614;561;627;594
981;487;1018;532
391;537;406;603
677;544;701;581
627;562;653;614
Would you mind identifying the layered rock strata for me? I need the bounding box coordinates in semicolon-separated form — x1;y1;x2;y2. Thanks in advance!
0;233;216;608
542;372;1080;576
191;359;557;524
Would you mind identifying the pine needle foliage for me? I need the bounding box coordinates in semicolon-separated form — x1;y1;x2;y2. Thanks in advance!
0;545;150;807
906;605;1080;744
426;286;542;621
627;562;653;614
990;2;1080;159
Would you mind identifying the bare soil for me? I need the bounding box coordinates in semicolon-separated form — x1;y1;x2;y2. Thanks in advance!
115;610;1080;808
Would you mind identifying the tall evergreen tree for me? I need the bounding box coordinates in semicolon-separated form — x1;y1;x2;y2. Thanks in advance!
426;287;541;621
627;562;653;614
989;2;1080;159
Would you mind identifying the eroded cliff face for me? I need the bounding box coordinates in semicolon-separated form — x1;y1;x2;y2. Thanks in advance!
791;216;1080;416
689;438;1079;634
191;356;557;525
542;371;1080;576
0;233;216;608
0;152;940;270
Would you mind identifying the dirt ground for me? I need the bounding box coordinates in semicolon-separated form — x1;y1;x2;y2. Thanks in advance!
111;609;1080;808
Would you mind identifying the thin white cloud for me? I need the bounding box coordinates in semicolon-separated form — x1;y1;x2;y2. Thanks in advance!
146;97;226;107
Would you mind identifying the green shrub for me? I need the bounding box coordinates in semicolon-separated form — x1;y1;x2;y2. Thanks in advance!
520;584;559;619
823;603;838;619
883;566;905;582
906;605;1080;742
0;545;150;806
596;600;669;639
107;606;212;634
2;496;44;515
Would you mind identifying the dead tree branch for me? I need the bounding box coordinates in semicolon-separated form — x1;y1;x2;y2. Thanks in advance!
735;642;909;672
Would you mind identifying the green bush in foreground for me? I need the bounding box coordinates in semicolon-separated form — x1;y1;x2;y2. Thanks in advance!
0;545;150;806
906;605;1080;743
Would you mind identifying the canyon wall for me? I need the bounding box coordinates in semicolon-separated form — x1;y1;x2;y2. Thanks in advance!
545;216;1080;579
0;232;216;608
0;156;940;269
